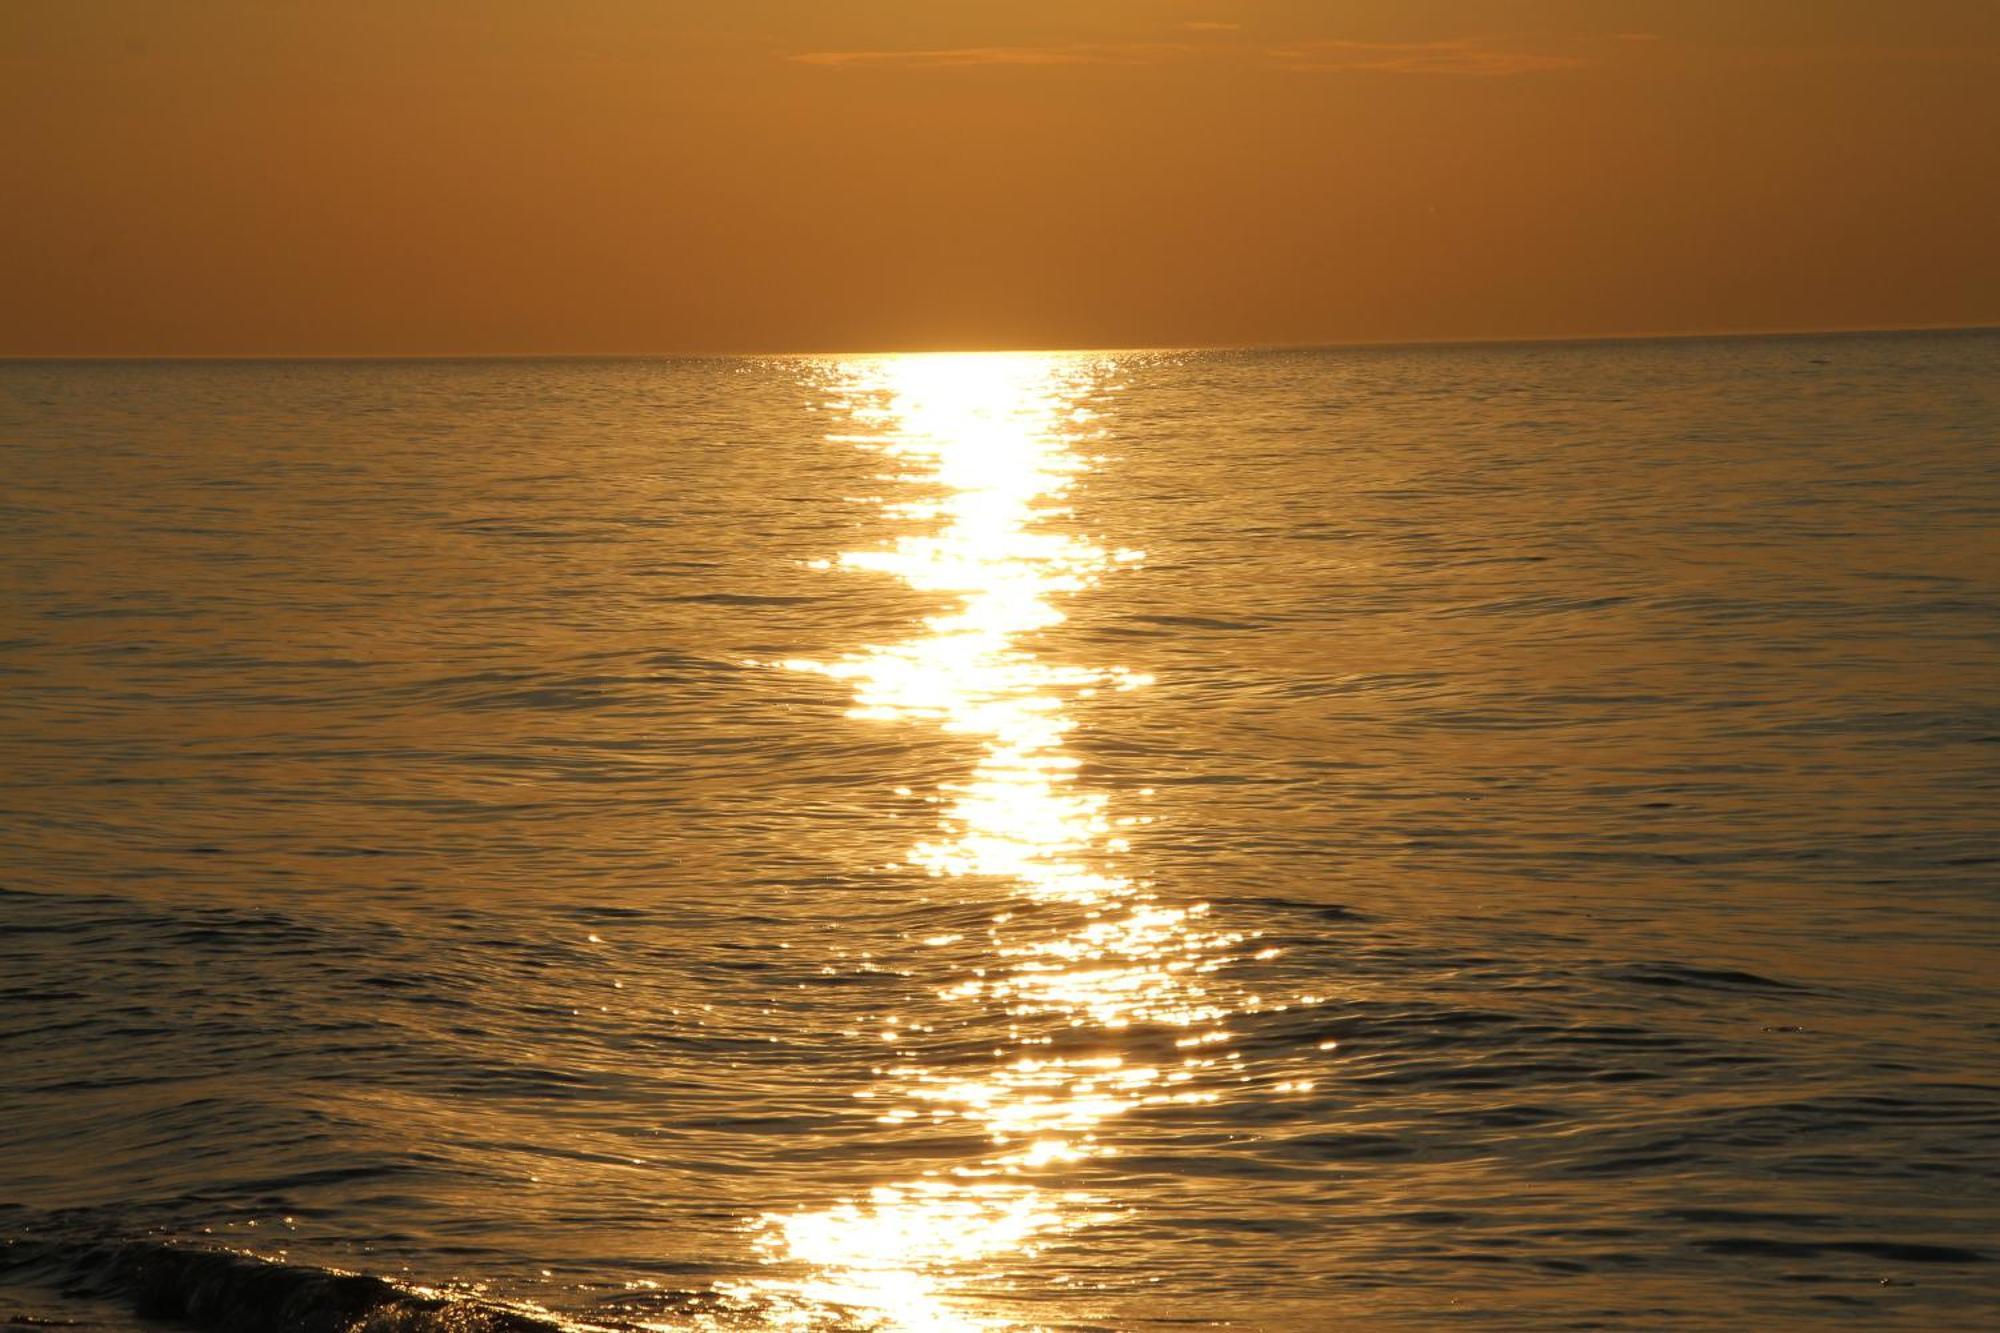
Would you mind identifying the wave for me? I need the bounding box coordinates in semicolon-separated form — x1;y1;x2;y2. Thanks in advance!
0;1235;576;1333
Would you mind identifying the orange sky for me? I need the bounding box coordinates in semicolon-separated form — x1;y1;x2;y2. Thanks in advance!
3;0;1996;355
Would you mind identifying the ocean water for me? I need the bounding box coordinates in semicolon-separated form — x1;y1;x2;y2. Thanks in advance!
1;333;1996;1331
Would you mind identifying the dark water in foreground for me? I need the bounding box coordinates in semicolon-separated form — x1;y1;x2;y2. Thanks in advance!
1;333;1996;1330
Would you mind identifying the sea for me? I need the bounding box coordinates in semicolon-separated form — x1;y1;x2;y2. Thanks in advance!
1;331;1996;1331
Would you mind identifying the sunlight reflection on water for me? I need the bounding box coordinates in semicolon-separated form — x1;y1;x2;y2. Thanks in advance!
746;354;1251;1329
6;341;1998;1332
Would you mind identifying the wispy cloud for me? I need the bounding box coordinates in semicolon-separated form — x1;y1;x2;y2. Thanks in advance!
1266;38;1588;76
789;42;1187;70
791;35;1591;77
787;30;2000;80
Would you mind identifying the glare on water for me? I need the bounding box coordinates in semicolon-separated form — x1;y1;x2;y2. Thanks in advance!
6;338;1999;1332
756;354;1250;1329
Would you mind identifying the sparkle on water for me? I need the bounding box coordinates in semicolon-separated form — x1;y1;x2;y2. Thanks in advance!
752;354;1256;1329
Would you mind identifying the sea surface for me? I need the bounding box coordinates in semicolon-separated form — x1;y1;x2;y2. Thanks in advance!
1;333;1996;1331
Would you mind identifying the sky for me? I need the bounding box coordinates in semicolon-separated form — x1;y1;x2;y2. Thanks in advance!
3;0;1997;355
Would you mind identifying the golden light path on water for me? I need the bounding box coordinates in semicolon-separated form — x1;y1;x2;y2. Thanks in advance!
728;354;1288;1331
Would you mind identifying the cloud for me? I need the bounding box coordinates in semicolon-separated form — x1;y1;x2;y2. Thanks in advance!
790;35;1590;78
789;43;1185;69
1183;21;1241;32
1266;38;1589;76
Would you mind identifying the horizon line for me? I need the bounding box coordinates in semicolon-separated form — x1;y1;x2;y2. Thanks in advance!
3;321;1994;363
